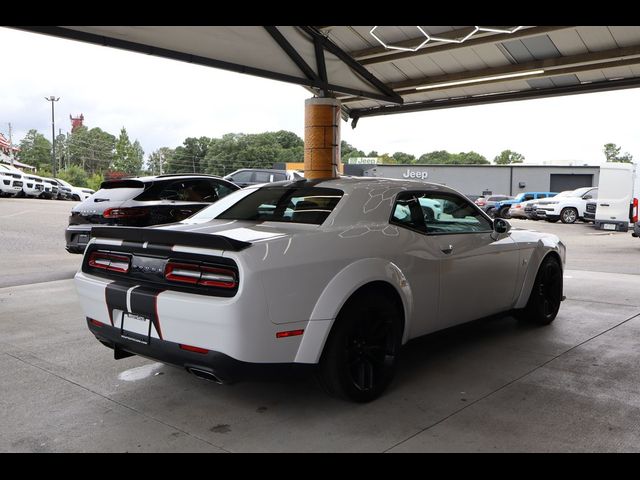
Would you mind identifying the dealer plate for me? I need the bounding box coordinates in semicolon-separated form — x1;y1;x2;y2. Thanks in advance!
603;224;616;231
121;313;151;344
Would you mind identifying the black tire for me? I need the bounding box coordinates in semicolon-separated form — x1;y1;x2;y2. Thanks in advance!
499;205;511;219
71;194;80;201
560;207;578;224
486;207;496;219
317;289;403;403
520;255;563;325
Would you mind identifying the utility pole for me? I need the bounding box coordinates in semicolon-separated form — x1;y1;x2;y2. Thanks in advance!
8;122;14;166
45;96;60;176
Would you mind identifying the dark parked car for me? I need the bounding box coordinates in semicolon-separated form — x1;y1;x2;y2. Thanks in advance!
224;168;304;187
65;174;239;253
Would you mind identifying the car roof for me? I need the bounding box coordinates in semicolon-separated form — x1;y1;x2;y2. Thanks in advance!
103;174;230;184
254;175;463;196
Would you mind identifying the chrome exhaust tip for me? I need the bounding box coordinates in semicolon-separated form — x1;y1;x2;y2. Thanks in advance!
187;367;223;384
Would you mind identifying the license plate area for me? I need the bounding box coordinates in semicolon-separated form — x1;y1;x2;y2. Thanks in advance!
121;313;151;344
603;223;616;231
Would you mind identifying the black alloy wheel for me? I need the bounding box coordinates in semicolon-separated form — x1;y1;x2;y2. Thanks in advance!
318;290;402;402
522;255;563;325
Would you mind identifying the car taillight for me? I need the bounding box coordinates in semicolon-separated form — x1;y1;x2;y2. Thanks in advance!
103;207;150;219
514;204;522;209
88;251;131;273
633;198;638;223
165;262;237;289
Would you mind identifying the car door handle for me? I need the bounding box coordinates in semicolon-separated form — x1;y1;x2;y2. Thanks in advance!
599;203;610;207
441;245;454;254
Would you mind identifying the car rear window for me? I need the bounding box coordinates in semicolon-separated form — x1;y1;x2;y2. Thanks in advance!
216;186;344;225
91;187;145;202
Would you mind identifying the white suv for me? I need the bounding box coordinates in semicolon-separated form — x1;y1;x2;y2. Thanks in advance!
534;187;598;224
0;164;24;197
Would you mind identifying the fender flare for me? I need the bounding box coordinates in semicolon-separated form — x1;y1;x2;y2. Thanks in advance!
514;239;564;309
294;258;413;364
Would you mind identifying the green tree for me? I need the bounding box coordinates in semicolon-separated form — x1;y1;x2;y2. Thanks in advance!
86;172;105;191
417;150;452;164
167;136;212;174
147;147;175;175
392;151;416;164
378;153;394;164
18;129;52;170
67;126;116;174
604;143;633;163
452;151;489;164
112;128;143;175
272;130;303;150
341;140;365;164
494;149;525;164
57;165;89;187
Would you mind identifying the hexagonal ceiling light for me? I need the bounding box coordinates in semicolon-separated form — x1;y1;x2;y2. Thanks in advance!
369;26;432;52
371;26;524;48
429;26;479;44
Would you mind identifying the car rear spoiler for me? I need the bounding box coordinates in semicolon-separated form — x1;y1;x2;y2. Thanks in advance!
91;226;252;252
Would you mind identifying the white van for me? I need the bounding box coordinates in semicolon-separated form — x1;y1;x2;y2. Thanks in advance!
594;162;639;232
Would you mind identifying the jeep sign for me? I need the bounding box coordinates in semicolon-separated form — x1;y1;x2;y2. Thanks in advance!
402;169;429;180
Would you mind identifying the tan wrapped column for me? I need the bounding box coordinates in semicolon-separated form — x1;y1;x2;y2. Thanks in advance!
304;97;341;179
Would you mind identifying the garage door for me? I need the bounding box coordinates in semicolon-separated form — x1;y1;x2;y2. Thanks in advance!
550;174;593;192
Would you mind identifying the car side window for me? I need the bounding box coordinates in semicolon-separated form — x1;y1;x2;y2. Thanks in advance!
538;194;547;199
211;181;236;200
418;192;493;234
253;172;273;183
523;194;535;201
391;192;427;233
231;171;252;183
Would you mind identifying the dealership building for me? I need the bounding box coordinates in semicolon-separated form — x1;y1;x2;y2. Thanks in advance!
355;163;602;197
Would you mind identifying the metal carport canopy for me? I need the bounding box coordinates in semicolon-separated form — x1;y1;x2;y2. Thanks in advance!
16;26;640;126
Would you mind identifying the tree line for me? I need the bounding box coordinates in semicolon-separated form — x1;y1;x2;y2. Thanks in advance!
14;121;633;190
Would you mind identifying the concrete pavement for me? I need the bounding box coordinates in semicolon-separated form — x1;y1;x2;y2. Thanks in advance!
2;199;640;452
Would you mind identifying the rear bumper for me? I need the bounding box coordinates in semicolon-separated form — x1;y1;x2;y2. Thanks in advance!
508;208;528;219
595;219;628;232
65;225;92;253
87;318;313;383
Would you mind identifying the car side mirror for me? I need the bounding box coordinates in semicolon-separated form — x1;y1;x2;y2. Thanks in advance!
493;218;511;234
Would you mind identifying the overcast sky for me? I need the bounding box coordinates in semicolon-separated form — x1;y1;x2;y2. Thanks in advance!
1;26;638;165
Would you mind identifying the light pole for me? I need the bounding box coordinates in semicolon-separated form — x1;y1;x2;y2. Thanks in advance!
45;96;60;176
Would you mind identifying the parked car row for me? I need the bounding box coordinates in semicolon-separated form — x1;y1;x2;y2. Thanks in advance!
0;164;94;201
473;187;599;224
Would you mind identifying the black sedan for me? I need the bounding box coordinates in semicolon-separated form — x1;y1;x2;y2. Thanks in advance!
65;174;239;253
